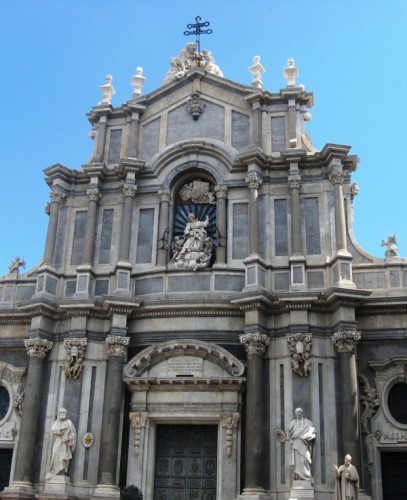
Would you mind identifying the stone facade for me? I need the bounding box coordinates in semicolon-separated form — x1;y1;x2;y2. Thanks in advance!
0;44;406;500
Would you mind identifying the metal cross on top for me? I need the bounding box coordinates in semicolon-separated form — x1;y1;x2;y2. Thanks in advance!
184;16;212;53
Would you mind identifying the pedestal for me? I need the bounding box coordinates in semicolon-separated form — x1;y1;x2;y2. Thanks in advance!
35;476;74;499
289;480;315;500
236;489;272;500
91;484;120;499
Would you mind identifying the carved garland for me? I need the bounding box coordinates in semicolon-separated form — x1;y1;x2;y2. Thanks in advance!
220;413;239;457
359;374;380;476
129;412;148;456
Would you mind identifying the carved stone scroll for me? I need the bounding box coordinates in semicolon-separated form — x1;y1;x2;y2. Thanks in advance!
64;338;88;379
359;374;380;435
220;412;239;457
129;412;148;456
287;333;312;377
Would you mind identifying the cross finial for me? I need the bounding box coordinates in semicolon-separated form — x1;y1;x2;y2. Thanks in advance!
184;16;212;53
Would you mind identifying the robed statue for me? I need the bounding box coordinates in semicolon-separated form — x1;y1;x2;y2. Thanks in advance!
287;407;316;481
46;408;76;479
334;454;359;500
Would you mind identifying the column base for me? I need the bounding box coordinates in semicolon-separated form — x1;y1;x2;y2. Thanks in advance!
1;481;36;499
91;484;120;499
289;479;314;499
237;487;272;499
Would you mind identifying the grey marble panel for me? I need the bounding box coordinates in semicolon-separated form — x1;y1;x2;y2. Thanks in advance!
141;118;160;160
215;274;244;291
403;270;407;287
304;198;321;255
167;101;224;144
390;270;401;288
307;271;324;289
16;285;35;301
0;286;3;301
168;275;211;292
271;116;286;151
54;206;67;268
231;111;250;150
95;279;109;296
259;195;266;259
4;286;13;302
232;203;248;260
71;211;87;265
77;275;87;293
136;208;155;264
353;271;386;289
135;276;164;295
274;272;289;290
98;209;114;265
274;199;288;256
45;276;57;294
107;129;122;164
65;280;76;297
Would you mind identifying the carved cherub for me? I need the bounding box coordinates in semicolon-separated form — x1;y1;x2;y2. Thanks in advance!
9;256;26;274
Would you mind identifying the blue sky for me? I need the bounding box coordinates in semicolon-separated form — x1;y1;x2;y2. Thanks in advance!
1;1;406;274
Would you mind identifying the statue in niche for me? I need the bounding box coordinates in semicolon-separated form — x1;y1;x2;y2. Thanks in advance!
334;454;359;500
46;408;76;480
171;213;212;271
381;234;398;258
287;408;316;481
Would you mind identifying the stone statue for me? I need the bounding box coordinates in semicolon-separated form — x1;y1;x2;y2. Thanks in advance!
334;454;359;500
287;408;316;481
381;234;398;258
8;256;26;274
171;213;212;271
46;408;76;479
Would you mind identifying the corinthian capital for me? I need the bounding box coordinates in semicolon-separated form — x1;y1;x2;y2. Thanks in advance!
246;174;262;190
123;184;137;198
214;185;228;200
158;189;172;203
239;332;269;355
50;189;66;204
87;188;102;202
332;330;361;353
106;335;129;357
24;337;53;358
288;175;301;190
329;171;345;186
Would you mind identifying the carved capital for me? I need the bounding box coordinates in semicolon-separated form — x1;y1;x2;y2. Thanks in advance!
123;184;137;198
158;189;172;203
287;333;312;377
221;412;239;457
64;338;87;379
288;175;301;190
329;170;345;186
246;174;262;190
214;185;228;200
239;332;269;355
106;335;129;357
49;189;66;204
332;330;361;353
129;411;148;456
24;337;53;358
87;188;101;203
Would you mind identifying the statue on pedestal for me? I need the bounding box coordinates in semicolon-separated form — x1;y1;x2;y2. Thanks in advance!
287;408;316;481
46;408;76;480
334;454;359;500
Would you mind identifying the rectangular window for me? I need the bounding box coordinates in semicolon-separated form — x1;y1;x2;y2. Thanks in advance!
71;211;87;265
107;129;122;164
232;203;249;260
98;209;114;264
304;198;321;255
136;208;155;264
274;199;288;256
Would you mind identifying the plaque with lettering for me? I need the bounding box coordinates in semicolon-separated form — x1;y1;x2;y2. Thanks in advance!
168;357;203;377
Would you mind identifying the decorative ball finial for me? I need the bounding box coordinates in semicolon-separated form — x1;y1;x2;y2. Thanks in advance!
249;55;265;89
131;67;146;97
99;74;116;105
284;57;298;87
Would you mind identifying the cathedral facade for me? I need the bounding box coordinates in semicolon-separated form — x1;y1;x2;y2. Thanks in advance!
0;43;406;500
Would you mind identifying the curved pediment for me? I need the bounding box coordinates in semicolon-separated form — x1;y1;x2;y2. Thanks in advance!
124;339;244;378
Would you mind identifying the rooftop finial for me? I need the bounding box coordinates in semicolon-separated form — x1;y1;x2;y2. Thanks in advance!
131;67;146;97
248;55;265;89
284;58;298;87
184;16;212;53
99;74;115;105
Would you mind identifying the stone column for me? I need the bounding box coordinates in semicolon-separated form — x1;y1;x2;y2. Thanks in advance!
94;115;108;163
239;332;270;495
95;335;129;496
43;188;65;265
118;184;137;262
288;174;303;256
82;188;101;265
156;189;171;266
12;338;53;488
329;170;347;252
215;186;228;264
332;330;362;476
246;174;262;256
